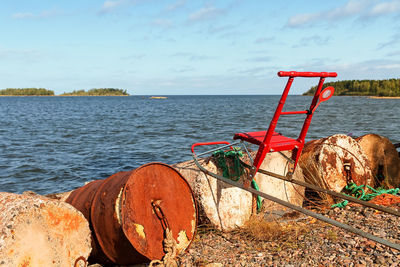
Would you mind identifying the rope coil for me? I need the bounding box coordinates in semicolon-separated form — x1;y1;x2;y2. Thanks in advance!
332;182;400;208
212;147;263;211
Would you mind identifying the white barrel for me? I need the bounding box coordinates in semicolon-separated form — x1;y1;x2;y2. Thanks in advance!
0;192;91;267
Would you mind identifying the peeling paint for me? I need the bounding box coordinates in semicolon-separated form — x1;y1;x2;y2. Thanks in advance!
134;224;146;240
191;219;196;235
114;188;124;226
176;230;189;252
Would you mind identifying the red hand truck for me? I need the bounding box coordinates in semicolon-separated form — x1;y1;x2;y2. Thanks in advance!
191;71;337;181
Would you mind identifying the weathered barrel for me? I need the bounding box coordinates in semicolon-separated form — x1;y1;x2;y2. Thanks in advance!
299;134;374;203
0;192;91;267
66;162;197;265
254;151;305;211
174;151;305;231
356;134;400;188
174;158;253;231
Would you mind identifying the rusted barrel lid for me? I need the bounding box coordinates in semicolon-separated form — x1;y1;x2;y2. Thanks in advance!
121;162;197;261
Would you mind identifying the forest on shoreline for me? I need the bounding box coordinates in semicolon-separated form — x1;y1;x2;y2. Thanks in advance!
0;88;129;96
0;88;54;96
60;88;129;96
303;79;400;96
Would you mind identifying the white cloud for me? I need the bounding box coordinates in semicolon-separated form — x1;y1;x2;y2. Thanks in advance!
152;18;173;28
171;65;195;73
386;50;400;56
0;47;41;61
208;24;235;34
286;0;370;28
311;59;400;80
12;12;35;19
368;0;400;16
378;32;400;48
375;63;400;69
171;52;215;61
11;9;61;19
165;0;186;12
120;54;145;60
286;13;320;28
247;56;272;63
254;37;275;44
293;35;331;48
188;6;224;22
99;0;126;14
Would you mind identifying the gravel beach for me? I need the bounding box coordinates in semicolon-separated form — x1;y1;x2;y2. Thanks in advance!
178;203;400;267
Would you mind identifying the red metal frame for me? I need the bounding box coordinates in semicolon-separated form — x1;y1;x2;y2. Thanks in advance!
191;141;232;154
233;71;337;175
191;70;337;179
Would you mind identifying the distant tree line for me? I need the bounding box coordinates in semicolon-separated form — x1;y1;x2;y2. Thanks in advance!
60;88;129;96
303;79;400;97
0;88;54;96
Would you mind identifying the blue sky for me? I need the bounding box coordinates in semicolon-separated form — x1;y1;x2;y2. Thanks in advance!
1;0;400;95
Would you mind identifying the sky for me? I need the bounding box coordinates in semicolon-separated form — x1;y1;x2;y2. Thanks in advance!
1;0;400;95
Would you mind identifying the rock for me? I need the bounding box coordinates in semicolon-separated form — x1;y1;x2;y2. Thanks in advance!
205;263;223;267
45;190;72;202
0;192;91;267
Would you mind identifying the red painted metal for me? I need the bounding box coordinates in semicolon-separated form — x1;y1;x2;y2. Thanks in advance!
66;163;198;265
280;110;308;115
191;141;232;153
278;71;337;78
311;86;335;113
233;71;337;175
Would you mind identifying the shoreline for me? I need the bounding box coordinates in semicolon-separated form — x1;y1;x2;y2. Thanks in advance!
368;96;400;99
0;95;129;97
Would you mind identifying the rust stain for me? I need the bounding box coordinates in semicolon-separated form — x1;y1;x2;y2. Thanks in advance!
45;209;82;232
18;256;31;267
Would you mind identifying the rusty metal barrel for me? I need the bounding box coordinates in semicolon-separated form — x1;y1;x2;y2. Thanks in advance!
66;162;198;265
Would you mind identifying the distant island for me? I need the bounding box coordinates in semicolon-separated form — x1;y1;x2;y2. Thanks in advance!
0;88;54;96
60;88;129;96
0;88;129;96
303;79;400;97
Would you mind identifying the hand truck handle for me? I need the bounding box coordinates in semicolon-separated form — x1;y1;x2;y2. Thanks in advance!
278;71;337;78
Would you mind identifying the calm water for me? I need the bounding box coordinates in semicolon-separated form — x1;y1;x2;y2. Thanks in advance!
1;95;399;195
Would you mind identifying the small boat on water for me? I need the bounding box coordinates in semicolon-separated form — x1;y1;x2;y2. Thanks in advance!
149;96;167;99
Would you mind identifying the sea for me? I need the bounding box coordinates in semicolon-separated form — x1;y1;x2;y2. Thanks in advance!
1;95;399;195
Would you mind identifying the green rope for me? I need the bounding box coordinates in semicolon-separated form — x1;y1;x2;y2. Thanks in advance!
251;179;263;212
331;182;400;208
212;147;263;212
212;147;244;181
